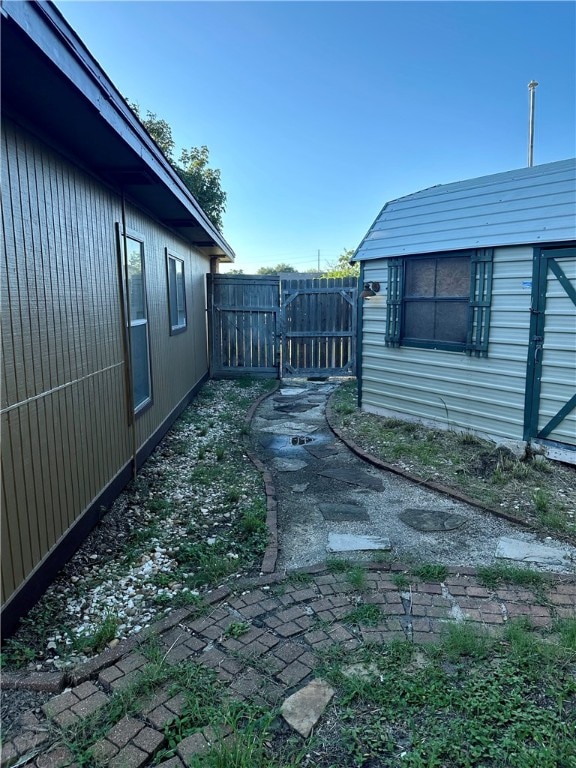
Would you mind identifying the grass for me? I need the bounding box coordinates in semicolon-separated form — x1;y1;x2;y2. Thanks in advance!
330;380;576;540
21;613;576;768
412;563;448;582
476;562;548;590
344;604;385;627
310;620;576;767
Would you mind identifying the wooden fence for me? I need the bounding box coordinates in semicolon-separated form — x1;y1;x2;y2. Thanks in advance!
207;274;357;378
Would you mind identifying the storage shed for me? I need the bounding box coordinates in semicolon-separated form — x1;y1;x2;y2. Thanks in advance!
1;0;235;635
353;159;576;463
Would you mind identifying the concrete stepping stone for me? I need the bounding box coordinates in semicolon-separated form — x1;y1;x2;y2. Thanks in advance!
319;503;370;522
495;536;573;566
327;533;391;552
272;458;308;472
318;467;383;490
398;508;466;532
280;679;335;737
305;444;339;459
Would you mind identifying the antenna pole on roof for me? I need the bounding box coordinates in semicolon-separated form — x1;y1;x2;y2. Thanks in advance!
528;80;538;167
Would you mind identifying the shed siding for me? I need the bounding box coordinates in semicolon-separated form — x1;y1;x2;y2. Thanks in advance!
360;247;533;441
1;117;211;607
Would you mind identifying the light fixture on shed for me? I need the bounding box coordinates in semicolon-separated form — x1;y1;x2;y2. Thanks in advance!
361;281;381;299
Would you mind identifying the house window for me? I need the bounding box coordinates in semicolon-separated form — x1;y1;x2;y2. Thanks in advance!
126;235;152;411
385;249;493;356
167;252;187;334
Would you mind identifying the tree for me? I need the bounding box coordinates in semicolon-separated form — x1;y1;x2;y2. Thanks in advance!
129;103;226;231
322;248;359;278
257;263;297;275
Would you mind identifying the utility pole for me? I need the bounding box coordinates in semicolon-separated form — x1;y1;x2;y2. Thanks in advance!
317;249;320;272
528;80;538;167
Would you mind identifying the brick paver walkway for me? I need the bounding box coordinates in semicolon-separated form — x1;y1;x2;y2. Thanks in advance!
3;564;575;767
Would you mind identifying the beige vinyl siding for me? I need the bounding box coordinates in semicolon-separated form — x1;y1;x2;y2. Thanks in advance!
1;117;211;606
538;256;576;446
360;247;533;441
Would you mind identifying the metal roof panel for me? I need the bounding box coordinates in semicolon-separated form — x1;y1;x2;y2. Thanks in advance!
354;159;576;260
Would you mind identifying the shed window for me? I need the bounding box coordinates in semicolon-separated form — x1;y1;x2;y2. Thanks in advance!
126;235;152;411
167;252;187;334
385;249;493;356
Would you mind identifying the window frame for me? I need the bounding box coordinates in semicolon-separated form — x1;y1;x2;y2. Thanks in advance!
385;248;493;357
166;250;188;335
123;229;153;415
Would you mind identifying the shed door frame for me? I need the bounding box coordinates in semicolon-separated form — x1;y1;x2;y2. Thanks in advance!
524;245;576;451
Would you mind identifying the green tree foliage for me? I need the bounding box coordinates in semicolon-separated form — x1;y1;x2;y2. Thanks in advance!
322;248;359;278
129;103;226;231
256;263;298;275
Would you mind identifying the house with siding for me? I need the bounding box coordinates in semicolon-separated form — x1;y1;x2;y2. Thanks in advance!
1;0;235;636
353;159;576;464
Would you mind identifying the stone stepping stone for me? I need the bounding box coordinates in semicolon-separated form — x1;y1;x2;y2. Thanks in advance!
398;508;466;532
272;458;308;472
495;536;572;566
259;421;319;436
279;387;308;397
258;435;275;449
291;483;310;493
319;503;370;522
318;467;383;490
274;403;318;413
305;444;339;459
327;533;391;552
280;679;335;737
273;396;307;405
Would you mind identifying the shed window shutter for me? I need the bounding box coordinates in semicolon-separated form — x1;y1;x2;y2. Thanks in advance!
466;248;494;357
385;258;403;347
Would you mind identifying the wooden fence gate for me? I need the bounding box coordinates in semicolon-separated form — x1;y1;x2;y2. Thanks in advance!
207;274;357;378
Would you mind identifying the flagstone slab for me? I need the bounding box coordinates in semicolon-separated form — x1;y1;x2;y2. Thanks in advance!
280;679;335;737
327;533;391;552
319;504;370;522
398;508;466;532
305;444;339;459
279;388;308;397
259;421;319;436
495;536;572;566
274;403;319;413
318;467;383;490
272;458;309;472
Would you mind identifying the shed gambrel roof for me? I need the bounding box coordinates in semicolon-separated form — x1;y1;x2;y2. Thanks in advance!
354;158;576;261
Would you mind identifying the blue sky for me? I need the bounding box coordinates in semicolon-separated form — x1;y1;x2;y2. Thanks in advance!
55;1;576;273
